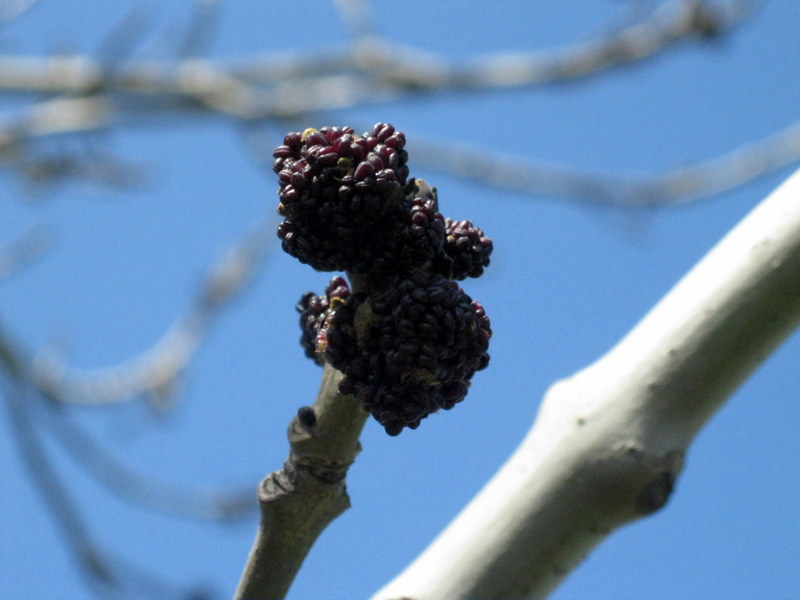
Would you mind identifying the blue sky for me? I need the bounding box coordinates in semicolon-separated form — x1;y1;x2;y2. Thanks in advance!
2;2;799;599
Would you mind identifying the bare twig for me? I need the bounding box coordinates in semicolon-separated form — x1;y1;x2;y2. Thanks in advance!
176;0;222;58
411;119;800;206
347;0;752;91
333;0;377;43
31;217;273;406
0;1;766;195
235;264;375;599
0;1;752;117
0;95;145;189
2;382;190;599
0;224;53;281
0;0;42;23
39;399;257;520
235;363;369;600
0;320;257;521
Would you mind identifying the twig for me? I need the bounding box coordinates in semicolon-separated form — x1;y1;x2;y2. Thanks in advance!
0;0;43;24
0;223;53;281
38;397;257;521
176;0;222;58
333;0;377;43
410;119;800;206
2;382;190;599
348;0;752;91
235;363;369;600
0;1;752;118
0;320;257;522
31;218;273;406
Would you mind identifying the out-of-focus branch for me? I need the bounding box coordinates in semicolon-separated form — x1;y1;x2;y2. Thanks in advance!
0;0;42;23
1;320;257;521
30;217;273;406
333;0;377;43
0;224;53;281
39;398;256;520
0;1;766;195
3;382;195;599
411;119;800;206
0;95;143;189
346;0;749;91
0;1;751;119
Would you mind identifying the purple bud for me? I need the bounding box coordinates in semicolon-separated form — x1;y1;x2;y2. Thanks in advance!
284;132;302;148
335;134;354;156
354;162;375;181
272;145;295;158
373;122;395;141
305;132;328;147
315;146;339;166
350;143;366;162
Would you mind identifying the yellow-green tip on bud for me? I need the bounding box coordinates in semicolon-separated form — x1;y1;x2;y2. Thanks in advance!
301;127;319;142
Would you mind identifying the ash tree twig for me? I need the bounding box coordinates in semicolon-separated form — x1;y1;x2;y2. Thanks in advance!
37;394;257;521
0;224;54;281
0;1;750;114
30;217;273;407
236;123;495;598
0;1;778;204
347;0;751;91
410;119;800;206
1;320;257;522
235;364;369;600
2;382;196;600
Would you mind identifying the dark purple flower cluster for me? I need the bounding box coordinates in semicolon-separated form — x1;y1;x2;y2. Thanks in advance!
295;276;351;365
435;219;493;280
322;272;491;435
354;181;447;282
273;123;409;272
280;123;493;435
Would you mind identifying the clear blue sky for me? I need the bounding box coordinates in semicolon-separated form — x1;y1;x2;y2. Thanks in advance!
2;2;799;599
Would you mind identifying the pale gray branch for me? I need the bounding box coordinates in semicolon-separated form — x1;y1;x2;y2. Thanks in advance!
30;218;273;406
411;119;800;206
0;224;53;281
373;166;800;599
0;1;750;119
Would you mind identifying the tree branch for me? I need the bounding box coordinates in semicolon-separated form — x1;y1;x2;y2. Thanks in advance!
411;120;800;206
372;166;800;599
235;363;369;600
0;1;751;118
29;218;272;407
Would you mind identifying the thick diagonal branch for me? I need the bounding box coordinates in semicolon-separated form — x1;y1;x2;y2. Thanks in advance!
373;167;800;599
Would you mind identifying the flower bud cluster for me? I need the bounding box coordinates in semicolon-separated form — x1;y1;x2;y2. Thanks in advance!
281;123;493;434
323;273;491;435
295;276;351;365
435;218;494;280
273;123;409;273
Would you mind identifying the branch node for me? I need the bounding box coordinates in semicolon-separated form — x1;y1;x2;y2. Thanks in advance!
634;450;684;515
